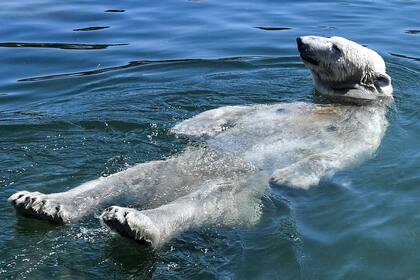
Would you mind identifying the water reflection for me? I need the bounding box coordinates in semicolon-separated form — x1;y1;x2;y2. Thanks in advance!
0;42;127;50
390;53;420;62
73;26;110;32
254;27;291;31
405;29;420;34
104;9;125;13
18;56;272;82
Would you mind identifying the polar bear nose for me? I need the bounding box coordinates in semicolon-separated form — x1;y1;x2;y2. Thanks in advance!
296;37;307;52
296;37;303;48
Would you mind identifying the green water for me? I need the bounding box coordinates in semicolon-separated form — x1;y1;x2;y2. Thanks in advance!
1;0;420;279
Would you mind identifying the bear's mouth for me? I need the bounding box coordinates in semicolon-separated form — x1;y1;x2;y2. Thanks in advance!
299;53;319;66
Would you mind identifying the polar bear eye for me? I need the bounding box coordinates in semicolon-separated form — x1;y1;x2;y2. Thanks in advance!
332;44;341;53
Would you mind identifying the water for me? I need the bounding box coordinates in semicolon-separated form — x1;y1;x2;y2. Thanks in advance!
0;0;419;278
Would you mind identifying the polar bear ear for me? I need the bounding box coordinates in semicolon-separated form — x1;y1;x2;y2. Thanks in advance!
374;72;391;87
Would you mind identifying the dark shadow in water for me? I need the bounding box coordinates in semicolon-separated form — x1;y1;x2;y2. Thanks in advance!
14;214;61;236
18;56;269;82
390;52;420;62
105;237;157;279
254;26;291;31
105;9;125;13
0;42;127;50
270;181;314;200
405;29;420;34
73;26;110;32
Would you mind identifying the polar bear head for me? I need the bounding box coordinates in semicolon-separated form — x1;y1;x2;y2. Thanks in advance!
297;36;393;104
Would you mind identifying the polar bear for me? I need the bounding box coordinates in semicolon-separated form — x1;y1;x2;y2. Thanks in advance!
9;36;393;248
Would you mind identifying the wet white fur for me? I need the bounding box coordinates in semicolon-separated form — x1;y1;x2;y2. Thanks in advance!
299;36;392;101
9;36;392;248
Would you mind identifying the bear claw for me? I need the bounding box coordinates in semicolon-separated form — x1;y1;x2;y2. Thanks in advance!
8;191;68;224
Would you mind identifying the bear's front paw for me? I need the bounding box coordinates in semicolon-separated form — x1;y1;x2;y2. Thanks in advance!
269;167;320;189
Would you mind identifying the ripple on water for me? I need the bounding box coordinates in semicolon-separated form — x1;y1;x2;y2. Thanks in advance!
1;0;420;279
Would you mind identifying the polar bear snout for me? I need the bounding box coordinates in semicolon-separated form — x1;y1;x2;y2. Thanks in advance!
296;37;314;52
296;37;309;55
296;36;320;66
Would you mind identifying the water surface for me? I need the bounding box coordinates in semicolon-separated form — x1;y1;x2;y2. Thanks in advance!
1;0;420;279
